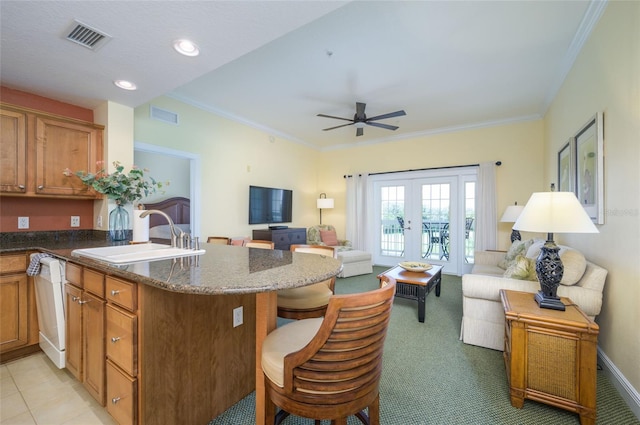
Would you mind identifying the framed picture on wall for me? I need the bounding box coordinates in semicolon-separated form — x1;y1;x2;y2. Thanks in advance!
574;112;604;224
557;139;575;193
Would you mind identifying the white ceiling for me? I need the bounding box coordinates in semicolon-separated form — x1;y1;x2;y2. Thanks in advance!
0;1;606;150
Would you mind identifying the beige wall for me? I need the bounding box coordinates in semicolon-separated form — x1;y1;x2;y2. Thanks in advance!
134;97;320;238
544;1;640;396
318;120;544;249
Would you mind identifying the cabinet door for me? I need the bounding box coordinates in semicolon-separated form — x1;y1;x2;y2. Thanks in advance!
0;274;28;352
0;108;27;193
83;292;106;405
65;283;83;380
35;116;102;197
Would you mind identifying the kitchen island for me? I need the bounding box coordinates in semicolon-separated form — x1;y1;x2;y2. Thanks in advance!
1;233;342;425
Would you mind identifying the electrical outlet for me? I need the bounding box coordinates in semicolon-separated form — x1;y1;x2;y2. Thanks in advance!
18;217;29;229
71;216;80;227
97;215;103;228
233;306;243;328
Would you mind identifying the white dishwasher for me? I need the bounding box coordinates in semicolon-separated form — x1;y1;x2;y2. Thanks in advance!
31;254;67;368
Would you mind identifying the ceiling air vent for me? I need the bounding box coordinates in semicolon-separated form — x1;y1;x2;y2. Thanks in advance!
150;106;179;125
65;20;111;51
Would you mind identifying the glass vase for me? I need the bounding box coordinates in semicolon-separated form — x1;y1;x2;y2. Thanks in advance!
109;204;129;241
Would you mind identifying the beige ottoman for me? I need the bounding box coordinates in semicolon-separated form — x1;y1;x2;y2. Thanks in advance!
337;250;373;278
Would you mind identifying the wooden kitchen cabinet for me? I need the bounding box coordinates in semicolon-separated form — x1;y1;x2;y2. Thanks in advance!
0;252;39;363
0;108;27;193
65;263;106;405
0;103;104;198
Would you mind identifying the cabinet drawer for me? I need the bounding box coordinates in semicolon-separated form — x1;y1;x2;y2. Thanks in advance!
106;305;137;376
106;360;137;425
65;262;83;287
106;277;136;311
289;231;306;244
84;269;105;299
0;254;27;274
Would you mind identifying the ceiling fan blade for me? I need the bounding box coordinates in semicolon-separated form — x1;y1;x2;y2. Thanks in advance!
366;121;399;131
322;122;355;131
317;113;353;122
356;127;364;137
366;110;406;122
355;102;366;120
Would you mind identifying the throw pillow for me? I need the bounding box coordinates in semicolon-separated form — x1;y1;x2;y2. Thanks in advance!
498;239;534;270
319;230;339;246
503;255;538;281
559;247;587;286
526;243;587;286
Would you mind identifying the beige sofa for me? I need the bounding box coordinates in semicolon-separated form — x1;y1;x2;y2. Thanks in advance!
461;240;608;351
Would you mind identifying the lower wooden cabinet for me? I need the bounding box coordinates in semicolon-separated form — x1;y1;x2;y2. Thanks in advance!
65;263;106;405
106;360;137;425
0;252;39;362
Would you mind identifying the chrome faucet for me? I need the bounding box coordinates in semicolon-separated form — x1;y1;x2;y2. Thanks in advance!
139;209;185;248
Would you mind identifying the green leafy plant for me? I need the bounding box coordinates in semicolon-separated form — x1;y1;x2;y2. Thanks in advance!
64;161;167;205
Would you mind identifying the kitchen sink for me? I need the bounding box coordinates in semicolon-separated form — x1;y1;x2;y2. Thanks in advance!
72;243;205;264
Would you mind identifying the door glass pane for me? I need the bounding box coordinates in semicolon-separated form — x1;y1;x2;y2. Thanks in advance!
421;184;450;260
465;181;476;264
380;185;405;257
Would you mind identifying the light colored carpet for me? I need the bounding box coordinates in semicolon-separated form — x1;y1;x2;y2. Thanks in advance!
210;266;639;425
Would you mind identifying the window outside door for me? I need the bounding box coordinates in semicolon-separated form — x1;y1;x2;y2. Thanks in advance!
372;170;476;275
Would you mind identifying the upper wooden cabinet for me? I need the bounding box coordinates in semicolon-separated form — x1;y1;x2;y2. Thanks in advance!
0;108;27;193
0;103;104;199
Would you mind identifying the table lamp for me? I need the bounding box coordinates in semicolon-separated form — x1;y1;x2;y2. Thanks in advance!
513;191;598;311
317;193;334;225
500;202;525;242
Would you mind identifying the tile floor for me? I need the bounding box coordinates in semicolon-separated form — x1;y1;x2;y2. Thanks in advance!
0;353;115;425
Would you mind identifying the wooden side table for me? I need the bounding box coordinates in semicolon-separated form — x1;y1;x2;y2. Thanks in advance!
500;290;599;425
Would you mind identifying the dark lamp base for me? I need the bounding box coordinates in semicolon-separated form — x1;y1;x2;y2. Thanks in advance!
534;291;566;311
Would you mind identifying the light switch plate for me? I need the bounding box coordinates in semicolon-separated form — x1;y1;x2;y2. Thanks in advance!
233;306;243;327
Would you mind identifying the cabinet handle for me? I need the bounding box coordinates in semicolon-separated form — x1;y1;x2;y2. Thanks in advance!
37;185;44;190
18;185;25;189
78;299;89;304
72;296;80;303
111;337;121;343
110;289;120;296
111;397;121;404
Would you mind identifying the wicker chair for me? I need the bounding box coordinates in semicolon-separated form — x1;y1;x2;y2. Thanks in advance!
207;236;231;245
277;245;337;320
243;240;275;249
262;276;396;425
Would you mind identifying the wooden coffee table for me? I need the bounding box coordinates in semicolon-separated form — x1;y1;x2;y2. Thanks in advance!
377;265;443;322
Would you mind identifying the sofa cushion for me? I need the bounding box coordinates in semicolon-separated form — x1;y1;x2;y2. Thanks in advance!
319;230;338;246
498;239;534;269
526;243;587;286
503;255;538;281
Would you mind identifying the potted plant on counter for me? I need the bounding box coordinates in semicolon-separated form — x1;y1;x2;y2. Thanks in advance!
64;161;167;241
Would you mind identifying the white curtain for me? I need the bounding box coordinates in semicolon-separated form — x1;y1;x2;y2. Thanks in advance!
476;162;498;250
345;174;369;250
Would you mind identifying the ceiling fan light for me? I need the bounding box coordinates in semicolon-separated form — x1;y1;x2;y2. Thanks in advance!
355;122;366;128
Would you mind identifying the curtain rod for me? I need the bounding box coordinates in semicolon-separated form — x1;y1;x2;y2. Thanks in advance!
343;161;501;178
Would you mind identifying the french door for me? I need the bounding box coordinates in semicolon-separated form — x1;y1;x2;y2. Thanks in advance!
371;170;476;275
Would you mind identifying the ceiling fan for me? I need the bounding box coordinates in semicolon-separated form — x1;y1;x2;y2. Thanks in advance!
317;102;406;137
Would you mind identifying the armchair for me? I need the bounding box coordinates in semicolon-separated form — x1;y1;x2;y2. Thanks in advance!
307;225;352;252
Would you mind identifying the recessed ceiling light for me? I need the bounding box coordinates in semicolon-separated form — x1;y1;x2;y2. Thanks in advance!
173;39;200;57
114;80;137;91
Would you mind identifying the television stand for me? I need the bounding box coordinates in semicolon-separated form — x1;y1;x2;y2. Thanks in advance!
253;227;306;251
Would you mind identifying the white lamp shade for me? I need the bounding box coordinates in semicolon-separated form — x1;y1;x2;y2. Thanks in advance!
513;192;598;234
500;205;525;223
317;198;334;209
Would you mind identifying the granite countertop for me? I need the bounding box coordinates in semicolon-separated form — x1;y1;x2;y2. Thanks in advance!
1;230;343;295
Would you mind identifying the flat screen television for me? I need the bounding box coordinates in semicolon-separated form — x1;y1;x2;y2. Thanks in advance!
249;185;293;225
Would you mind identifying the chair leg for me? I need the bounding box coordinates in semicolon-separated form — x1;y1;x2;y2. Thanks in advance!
369;395;380;425
274;410;290;425
331;418;348;425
